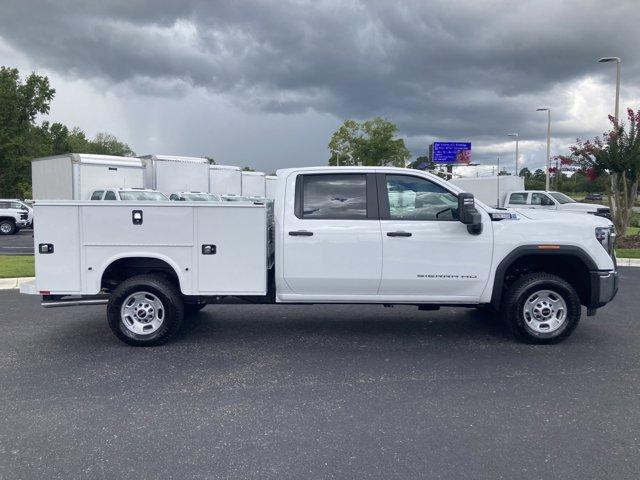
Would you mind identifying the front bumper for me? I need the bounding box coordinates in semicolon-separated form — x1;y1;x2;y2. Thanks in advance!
588;270;619;308
16;220;28;228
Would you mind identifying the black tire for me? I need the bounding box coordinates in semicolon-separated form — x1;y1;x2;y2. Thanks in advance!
501;273;581;344
107;275;184;346
184;302;207;314
0;220;16;235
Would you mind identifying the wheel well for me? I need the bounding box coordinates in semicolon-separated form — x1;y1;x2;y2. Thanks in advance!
495;253;591;307
0;217;16;223
101;257;180;291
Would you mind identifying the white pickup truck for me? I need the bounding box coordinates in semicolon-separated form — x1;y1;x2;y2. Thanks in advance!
22;167;618;346
503;190;611;218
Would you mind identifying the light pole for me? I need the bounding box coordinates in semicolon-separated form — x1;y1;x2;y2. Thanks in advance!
598;56;621;122
507;133;519;176
537;108;551;191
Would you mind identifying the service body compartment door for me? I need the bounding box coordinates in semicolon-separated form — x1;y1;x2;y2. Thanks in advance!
196;205;267;295
34;205;82;293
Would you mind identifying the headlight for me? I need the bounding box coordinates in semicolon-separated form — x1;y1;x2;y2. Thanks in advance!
595;226;615;255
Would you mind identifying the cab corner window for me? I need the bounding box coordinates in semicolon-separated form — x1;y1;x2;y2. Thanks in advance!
104;191;117;200
90;191;104;200
385;174;458;221
300;174;367;219
509;192;527;205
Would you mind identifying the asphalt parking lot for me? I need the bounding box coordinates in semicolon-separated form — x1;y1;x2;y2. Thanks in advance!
0;229;34;255
1;269;639;479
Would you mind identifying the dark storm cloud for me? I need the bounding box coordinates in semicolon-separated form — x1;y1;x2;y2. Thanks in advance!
1;0;639;161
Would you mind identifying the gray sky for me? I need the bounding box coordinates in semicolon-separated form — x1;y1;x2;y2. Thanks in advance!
1;0;639;173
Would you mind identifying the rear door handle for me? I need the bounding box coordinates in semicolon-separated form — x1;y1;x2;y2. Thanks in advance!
289;230;313;236
387;231;412;237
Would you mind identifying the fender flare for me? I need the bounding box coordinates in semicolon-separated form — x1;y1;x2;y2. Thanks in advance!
490;245;597;309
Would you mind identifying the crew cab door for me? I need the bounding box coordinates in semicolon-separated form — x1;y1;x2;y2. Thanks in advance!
281;172;382;296
377;173;493;301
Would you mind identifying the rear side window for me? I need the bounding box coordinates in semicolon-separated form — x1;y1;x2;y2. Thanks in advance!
104;191;117;200
90;191;104;200
300;174;367;219
509;192;527;205
531;193;554;206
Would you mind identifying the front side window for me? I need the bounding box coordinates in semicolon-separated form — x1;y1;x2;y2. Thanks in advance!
509;192;528;205
90;191;104;200
301;174;367;219
385;174;458;221
531;193;555;206
549;192;576;204
104;191;117;200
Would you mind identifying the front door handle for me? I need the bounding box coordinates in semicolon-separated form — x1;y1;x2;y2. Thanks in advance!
387;231;412;237
289;230;314;236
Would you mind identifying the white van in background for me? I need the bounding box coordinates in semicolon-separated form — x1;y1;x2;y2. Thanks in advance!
209;165;242;196
31;154;144;200
241;171;266;197
140;155;210;197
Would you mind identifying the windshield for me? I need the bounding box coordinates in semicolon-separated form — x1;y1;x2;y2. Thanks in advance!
181;193;222;201
118;191;168;201
549;192;576;204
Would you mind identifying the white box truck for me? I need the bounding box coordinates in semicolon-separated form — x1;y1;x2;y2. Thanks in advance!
265;175;277;199
23;167;617;347
31;154;144;200
450;175;524;208
140;155;210;196
241;171;266;197
209;165;242;196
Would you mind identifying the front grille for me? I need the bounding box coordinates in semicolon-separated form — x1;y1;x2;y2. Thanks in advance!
19;213;28;220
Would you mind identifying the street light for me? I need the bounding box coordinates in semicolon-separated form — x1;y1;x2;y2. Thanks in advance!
537;108;551;191
598;56;621;122
507;133;519;176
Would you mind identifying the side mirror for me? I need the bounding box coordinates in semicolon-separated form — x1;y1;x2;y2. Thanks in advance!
458;192;482;235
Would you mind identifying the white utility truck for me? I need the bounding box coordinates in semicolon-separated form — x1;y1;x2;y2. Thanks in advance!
22;167;618;346
266;175;278;199
209;165;242;196
503;190;611;218
241;171;267;197
450;176;524;208
140;155;210;197
31;154;144;200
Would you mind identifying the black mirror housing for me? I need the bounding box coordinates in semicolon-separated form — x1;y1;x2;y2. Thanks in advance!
458;192;483;235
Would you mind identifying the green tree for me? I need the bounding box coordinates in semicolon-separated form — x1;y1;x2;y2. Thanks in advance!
328;117;411;167
0;67;55;197
558;109;640;235
242;166;255;171
519;167;532;179
86;132;134;156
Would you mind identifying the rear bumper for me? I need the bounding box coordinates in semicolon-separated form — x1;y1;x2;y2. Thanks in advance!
588;270;618;308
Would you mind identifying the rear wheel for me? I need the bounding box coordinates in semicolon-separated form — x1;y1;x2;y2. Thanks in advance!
0;220;16;235
107;275;184;346
502;273;581;344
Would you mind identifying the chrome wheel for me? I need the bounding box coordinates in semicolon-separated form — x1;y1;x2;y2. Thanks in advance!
0;222;13;234
522;289;567;334
120;291;165;335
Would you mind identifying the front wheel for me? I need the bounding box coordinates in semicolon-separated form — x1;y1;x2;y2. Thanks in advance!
502;273;581;344
107;275;184;346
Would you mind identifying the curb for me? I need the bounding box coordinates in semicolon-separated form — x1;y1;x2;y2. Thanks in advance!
616;258;640;267
0;277;35;290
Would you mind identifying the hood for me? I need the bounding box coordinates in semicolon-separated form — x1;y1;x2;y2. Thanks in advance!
513;208;613;227
561;202;608;212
